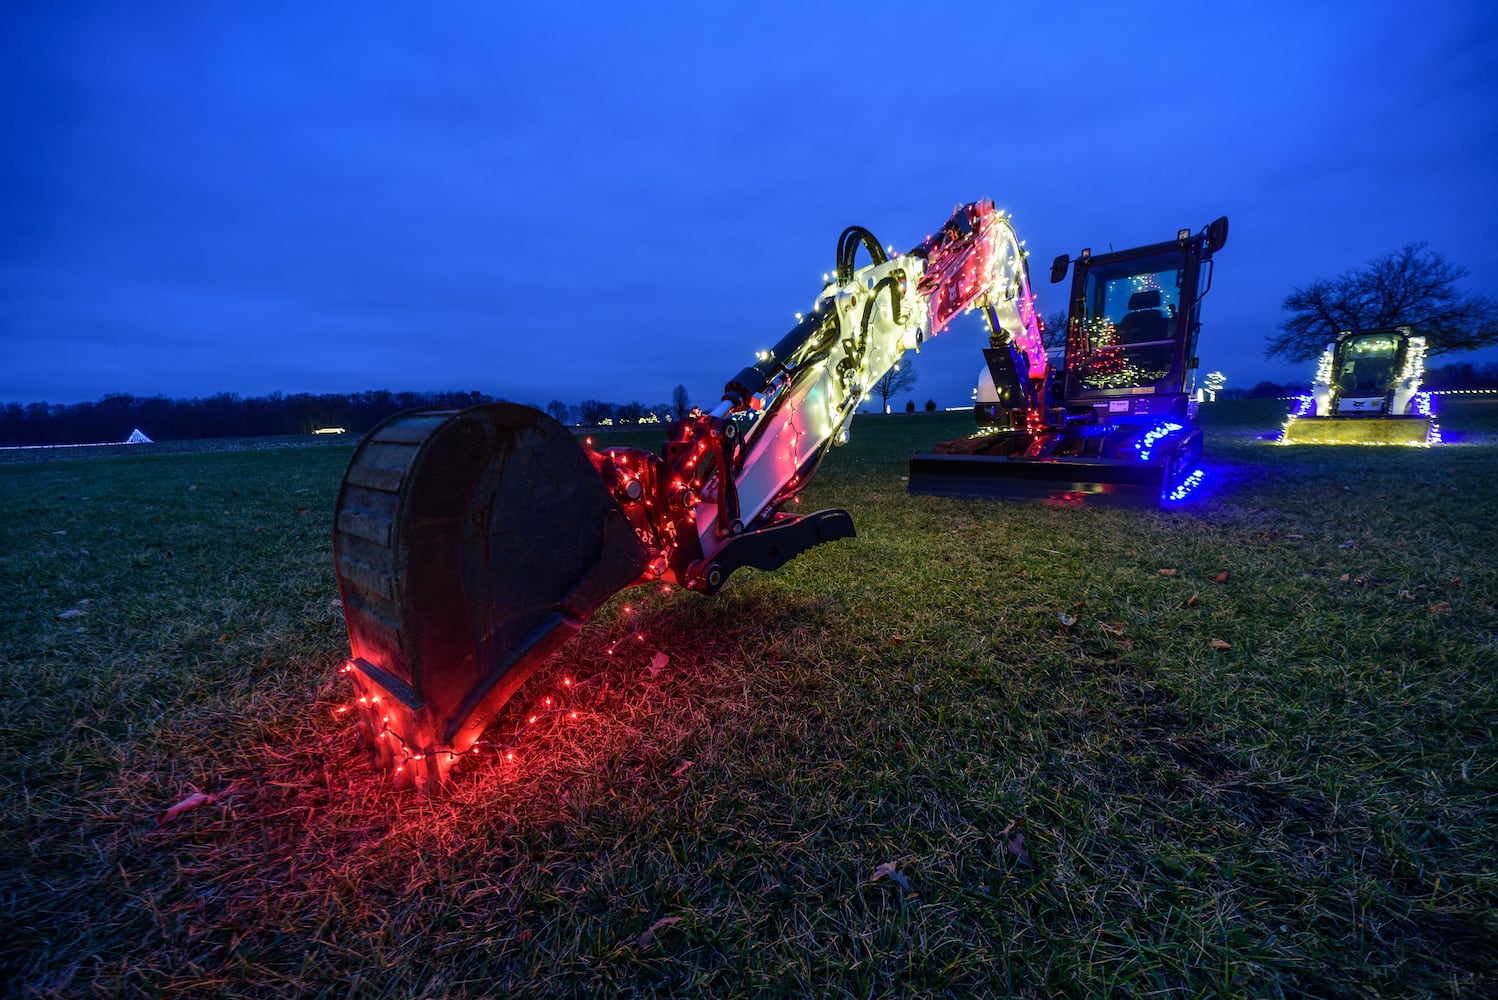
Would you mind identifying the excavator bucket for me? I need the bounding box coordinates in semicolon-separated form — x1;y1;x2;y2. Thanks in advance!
332;403;648;793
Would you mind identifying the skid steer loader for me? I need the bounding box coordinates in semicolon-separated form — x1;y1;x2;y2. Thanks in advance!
1277;326;1438;445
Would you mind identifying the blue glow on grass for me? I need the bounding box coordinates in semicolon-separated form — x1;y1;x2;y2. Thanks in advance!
1164;468;1206;504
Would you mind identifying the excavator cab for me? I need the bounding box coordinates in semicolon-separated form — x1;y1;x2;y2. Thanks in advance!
1060;234;1216;427
1278;326;1437;445
910;217;1227;508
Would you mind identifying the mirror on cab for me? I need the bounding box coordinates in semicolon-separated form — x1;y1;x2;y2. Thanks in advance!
1206;216;1229;253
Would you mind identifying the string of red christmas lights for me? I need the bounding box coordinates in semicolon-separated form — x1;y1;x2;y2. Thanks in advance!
332;595;671;780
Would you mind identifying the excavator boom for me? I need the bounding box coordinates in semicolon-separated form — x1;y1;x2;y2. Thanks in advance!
332;201;1040;792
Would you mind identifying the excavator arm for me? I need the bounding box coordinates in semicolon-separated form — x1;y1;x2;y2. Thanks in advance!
331;200;1039;792
593;200;1042;594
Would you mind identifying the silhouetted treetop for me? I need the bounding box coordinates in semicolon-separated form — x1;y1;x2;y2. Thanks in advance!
1269;243;1498;363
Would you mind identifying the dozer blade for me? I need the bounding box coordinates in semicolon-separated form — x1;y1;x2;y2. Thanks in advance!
332;403;648;792
908;452;1173;509
1279;416;1433;446
909;424;1205;509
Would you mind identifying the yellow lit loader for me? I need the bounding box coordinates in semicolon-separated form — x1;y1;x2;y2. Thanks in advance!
1278;326;1438;446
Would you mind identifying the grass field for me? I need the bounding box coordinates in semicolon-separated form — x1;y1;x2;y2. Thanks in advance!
3;398;1496;998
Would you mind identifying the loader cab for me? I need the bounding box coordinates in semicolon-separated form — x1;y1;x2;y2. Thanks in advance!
1330;330;1403;413
1315;326;1426;415
1052;219;1226;425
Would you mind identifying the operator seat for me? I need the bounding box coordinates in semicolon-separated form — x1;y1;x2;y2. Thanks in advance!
1115;289;1168;344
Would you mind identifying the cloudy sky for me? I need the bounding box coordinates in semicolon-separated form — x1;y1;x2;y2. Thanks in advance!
3;2;1496;409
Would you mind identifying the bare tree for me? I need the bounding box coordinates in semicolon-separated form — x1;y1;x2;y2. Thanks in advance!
1040;309;1069;353
545;399;572;424
670;384;692;419
1269;243;1498;362
577;399;614;426
872;362;918;413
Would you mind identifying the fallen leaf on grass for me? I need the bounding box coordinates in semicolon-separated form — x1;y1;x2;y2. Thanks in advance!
56;609;83;620
637;916;680;948
1098;622;1125;636
1399;589;1416;601
1429;601;1452;614
159;792;216;825
1451;577;1463;587
647;652;669;677
1057;613;1076;627
871;861;913;893
1209;639;1231;651
1006;832;1034;868
1185;592;1200;608
1157;568;1178;577
1215;571;1230;583
1338;574;1351;582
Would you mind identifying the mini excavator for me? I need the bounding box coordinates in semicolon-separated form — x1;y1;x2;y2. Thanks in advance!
331;201;1043;792
1277;326;1438;445
908;218;1228;507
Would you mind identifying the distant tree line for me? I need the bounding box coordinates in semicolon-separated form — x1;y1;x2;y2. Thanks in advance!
1421;360;1498;390
0;384;705;448
0;390;504;447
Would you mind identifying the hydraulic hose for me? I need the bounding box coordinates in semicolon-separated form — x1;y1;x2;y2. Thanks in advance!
721;305;839;409
855;275;905;361
836;226;888;285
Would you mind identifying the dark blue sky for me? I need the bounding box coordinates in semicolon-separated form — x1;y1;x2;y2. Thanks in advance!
4;3;1497;409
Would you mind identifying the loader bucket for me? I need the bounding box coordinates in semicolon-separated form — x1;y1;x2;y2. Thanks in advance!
332;403;648;793
1279;416;1433;446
